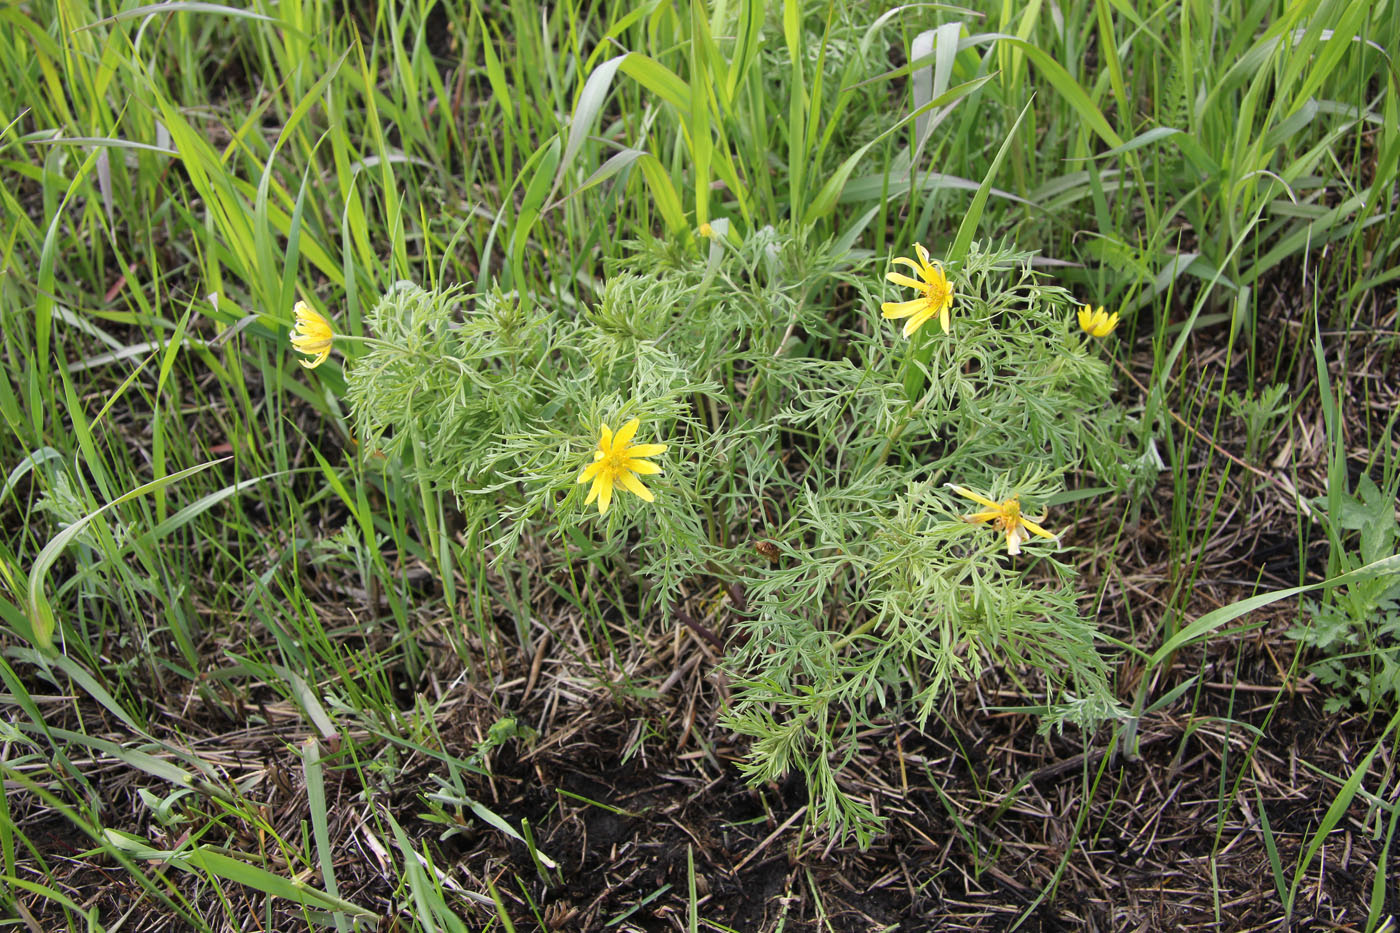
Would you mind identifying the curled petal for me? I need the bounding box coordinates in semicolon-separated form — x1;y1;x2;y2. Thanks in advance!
1019;516;1059;542
289;330;332;351
297;348;330;369
914;242;933;272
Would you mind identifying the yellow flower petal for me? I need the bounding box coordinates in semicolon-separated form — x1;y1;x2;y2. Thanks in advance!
1078;304;1119;338
950;484;1059;554
578;461;603;483
914;242;932;271
597;476;614;514
904;306;938;337
885;271;926;290
613;418;640;448
624;458;662;475
625;443;668;458
882;247;954;339
617;471;654;501
1020;517;1058;541
948;484;1001;509
881;298;928;319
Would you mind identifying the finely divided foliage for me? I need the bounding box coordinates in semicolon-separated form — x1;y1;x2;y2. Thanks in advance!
342;235;1132;839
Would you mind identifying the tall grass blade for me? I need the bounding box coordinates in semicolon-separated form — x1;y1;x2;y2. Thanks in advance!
25;458;229;651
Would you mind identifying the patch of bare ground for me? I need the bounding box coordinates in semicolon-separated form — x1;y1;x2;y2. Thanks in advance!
424;602;1395;931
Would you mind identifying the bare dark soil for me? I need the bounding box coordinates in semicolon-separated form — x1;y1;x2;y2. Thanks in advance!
437;611;1396;931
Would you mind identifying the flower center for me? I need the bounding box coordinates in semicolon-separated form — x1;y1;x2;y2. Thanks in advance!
601;449;629;477
995;498;1022;530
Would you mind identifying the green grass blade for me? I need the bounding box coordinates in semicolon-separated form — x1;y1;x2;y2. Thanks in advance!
1285;709;1400;919
1254;786;1288;910
949;97;1033;263
1366;789;1400;933
25;457;229;651
1147;553;1400;667
301;737;350;933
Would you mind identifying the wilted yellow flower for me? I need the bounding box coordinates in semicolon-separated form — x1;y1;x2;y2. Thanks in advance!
577;418;667;515
948;484;1059;556
881;243;955;337
290;300;334;369
1077;304;1119;338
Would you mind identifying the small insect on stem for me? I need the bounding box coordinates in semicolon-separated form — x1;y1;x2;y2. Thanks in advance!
754;540;781;563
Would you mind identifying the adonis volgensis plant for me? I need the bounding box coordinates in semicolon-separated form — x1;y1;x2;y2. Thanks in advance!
328;232;1145;843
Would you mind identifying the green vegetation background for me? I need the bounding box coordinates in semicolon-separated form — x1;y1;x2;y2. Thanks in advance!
0;0;1396;929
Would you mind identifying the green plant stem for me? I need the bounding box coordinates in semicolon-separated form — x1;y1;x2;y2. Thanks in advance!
831;616;877;652
740;284;812;422
870;380;939;471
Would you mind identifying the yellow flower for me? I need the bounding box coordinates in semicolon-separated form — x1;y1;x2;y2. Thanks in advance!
576;418;667;515
290;300;334;369
1077;304;1119;338
881;243;955;337
948;484;1059;556
698;222;714;238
